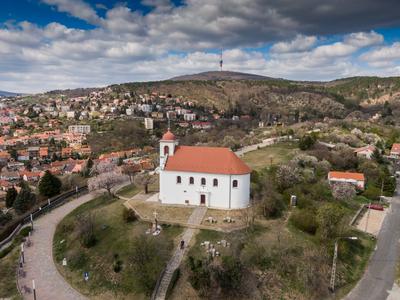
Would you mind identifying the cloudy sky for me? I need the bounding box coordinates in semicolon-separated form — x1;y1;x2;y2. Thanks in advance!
1;0;400;93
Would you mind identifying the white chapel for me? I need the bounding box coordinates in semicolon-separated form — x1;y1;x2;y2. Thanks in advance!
158;129;251;209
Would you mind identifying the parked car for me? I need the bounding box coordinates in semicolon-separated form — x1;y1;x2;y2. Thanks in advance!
366;204;384;211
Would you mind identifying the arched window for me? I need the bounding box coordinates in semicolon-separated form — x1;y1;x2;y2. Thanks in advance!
164;145;169;155
213;178;218;187
176;176;181;184
232;180;238;188
189;177;194;185
201;178;206;186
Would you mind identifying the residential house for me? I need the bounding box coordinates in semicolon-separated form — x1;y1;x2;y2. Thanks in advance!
39;147;49;159
0;151;10;162
61;147;73;158
20;171;43;182
27;147;40;159
328;171;365;190
354;145;376;159
390;143;400;159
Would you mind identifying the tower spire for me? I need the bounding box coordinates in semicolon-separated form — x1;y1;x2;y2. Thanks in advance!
219;48;223;72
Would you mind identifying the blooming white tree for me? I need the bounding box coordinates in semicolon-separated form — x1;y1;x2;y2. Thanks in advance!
275;164;303;190
88;163;128;196
332;183;356;201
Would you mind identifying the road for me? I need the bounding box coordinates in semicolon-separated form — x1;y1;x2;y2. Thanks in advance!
344;194;400;300
235;135;290;156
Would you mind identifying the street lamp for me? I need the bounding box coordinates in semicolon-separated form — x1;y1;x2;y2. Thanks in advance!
330;236;358;292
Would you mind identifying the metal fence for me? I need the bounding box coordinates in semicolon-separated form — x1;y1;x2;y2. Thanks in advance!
0;186;88;250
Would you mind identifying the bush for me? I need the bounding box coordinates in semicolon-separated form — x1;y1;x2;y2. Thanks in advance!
188;256;212;296
13;185;36;214
317;203;345;240
0;212;12;226
362;185;381;200
299;135;316;150
0;245;13;259
76;213;97;248
290;209;318;235
131;234;170;295
122;208;137;223
68;251;89;270
19;226;32;237
241;243;273;270
5;187;18;208
214;256;244;294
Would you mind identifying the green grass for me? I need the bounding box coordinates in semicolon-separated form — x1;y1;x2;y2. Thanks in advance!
0;226;31;299
0;247;21;299
53;196;182;299
242;142;299;170
334;231;376;299
116;183;139;198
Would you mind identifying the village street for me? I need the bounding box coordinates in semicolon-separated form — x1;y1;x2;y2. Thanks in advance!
345;185;400;300
235;135;289;156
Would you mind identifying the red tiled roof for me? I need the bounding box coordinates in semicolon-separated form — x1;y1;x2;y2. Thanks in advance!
328;171;365;181
164;146;251;175
354;145;375;153
391;143;400;154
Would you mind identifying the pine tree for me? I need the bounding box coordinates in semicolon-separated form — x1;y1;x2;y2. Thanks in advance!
5;186;18;208
13;186;36;214
38;170;62;197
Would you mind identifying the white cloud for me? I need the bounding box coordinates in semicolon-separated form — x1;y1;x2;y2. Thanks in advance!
361;42;400;63
41;0;101;25
271;35;317;53
0;1;397;92
344;31;383;47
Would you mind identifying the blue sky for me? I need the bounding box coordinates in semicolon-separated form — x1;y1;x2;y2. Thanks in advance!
1;0;400;93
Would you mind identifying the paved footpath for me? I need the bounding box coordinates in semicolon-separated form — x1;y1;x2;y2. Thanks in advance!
18;193;94;300
18;182;129;300
153;206;207;300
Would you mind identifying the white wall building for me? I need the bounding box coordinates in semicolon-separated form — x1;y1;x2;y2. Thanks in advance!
159;130;251;209
68;125;91;134
328;171;365;190
144;118;154;130
183;113;196;121
66;111;75;119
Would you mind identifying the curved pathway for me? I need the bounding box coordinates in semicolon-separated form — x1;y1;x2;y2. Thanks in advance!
18;183;129;300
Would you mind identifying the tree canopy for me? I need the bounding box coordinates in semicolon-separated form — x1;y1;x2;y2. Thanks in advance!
38;170;62;197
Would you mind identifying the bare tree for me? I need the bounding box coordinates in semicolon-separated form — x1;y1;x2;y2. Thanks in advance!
121;164;140;183
88;166;128;196
134;172;156;194
76;212;97;248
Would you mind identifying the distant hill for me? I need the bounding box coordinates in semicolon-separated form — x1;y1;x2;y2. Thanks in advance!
169;71;275;81
0;90;21;97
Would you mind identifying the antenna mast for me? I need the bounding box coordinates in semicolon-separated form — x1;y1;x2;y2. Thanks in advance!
219;48;223;71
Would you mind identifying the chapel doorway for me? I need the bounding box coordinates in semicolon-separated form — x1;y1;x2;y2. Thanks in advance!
200;194;206;206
